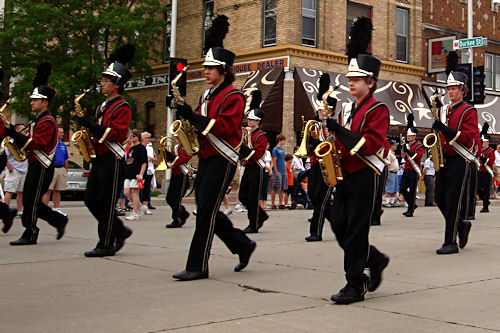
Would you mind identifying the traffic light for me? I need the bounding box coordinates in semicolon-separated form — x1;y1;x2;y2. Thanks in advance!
168;58;187;97
473;66;486;105
456;63;472;103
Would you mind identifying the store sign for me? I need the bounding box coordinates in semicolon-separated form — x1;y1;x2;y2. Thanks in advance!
124;74;169;91
187;56;289;82
428;36;455;73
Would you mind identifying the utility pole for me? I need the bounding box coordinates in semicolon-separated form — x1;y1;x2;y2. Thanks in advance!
165;0;177;185
468;0;474;101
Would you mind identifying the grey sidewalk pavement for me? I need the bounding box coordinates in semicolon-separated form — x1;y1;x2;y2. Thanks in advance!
1;200;500;332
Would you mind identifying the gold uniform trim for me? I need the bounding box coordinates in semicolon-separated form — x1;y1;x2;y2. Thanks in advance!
449;130;461;146
22;138;33;151
202;119;216;136
98;127;112;144
350;136;366;156
244;150;255;161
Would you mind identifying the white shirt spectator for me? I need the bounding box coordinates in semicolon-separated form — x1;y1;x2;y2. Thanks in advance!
291;155;305;172
263;150;272;170
423;157;435;176
5;149;28;173
387;150;398;173
145;142;155;176
494;150;500;167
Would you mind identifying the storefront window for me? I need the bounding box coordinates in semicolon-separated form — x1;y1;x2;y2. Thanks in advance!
263;0;277;46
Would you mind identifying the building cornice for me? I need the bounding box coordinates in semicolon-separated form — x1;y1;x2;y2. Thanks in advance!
151;44;425;77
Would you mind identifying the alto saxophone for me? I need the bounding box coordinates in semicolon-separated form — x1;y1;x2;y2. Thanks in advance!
167;65;200;156
313;86;343;187
423;94;444;172
71;89;96;163
0;99;28;162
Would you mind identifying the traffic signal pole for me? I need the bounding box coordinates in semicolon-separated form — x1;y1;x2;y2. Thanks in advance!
468;0;474;102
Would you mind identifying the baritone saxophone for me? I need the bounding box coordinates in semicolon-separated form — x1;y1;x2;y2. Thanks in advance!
71;89;96;163
167;65;200;156
423;94;444;172
0;99;28;162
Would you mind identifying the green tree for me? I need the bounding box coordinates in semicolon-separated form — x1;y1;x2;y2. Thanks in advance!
0;0;166;129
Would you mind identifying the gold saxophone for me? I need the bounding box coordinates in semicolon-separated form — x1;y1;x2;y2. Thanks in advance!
167;65;200;156
0;99;28;162
313;86;343;187
71;89;96;163
423;94;444;172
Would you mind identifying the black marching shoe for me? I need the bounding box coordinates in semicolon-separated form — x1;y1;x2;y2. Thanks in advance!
56;215;68;240
436;244;458;255
305;234;322;242
172;269;208;281
466;215;475;220
10;237;37;246
402;211;413;217
459;221;472;249
178;210;190;227
84;247;115;257
331;286;366;305
2;208;17;233
243;226;258;234
368;254;390;292
480;206;489;213
115;226;133;253
166;221;181;228
371;220;381;226
258;213;269;230
234;240;257;272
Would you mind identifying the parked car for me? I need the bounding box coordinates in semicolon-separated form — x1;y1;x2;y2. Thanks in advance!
63;160;89;198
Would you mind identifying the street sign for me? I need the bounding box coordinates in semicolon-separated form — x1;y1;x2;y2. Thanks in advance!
453;37;487;50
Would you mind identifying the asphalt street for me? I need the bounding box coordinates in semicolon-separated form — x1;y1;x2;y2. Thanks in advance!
1;197;500;332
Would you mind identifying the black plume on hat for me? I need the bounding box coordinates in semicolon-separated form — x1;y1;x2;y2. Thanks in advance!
249;90;262;110
109;43;136;66
481;122;489;136
0;67;3;82
317;73;330;100
407;113;415;128
32;62;52;89
204;15;230;54
346;17;373;61
445;51;459;77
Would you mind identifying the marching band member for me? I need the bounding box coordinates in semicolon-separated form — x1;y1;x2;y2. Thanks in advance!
400;114;423;218
477;123;495;213
77;44;134;257
432;70;478;254
173;15;256;281
239;90;269;234
7;63;68;246
326;17;389;304
164;135;192;228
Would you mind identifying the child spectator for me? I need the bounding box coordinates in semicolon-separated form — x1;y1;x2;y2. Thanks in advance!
284;154;294;207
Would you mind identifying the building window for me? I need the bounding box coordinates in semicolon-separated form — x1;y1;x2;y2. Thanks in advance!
485;53;500;91
396;7;409;63
301;0;316;46
263;0;277;47
202;0;214;56
163;6;172;63
346;2;372;48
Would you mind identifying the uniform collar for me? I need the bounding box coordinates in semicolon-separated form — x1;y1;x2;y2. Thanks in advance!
450;100;464;110
35;110;50;121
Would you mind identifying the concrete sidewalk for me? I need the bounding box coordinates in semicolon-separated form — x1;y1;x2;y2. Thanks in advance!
1;201;499;332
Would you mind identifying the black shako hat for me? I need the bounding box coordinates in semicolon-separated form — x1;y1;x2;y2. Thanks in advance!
203;15;235;68
446;71;468;87
103;43;135;87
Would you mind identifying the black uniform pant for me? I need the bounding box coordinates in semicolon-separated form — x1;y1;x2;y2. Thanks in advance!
372;167;387;224
466;166;477;218
20;160;66;241
424;175;435;206
140;173;153;204
329;167;386;291
308;162;332;237
85;151;127;249
166;172;189;223
239;163;268;231
400;169;418;214
477;171;491;208
435;155;470;245
187;154;254;272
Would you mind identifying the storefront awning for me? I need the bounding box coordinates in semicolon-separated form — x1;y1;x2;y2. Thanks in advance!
423;84;500;134
294;67;432;133
241;67;284;132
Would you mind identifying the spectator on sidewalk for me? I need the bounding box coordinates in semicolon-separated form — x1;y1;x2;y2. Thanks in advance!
42;127;68;215
139;131;156;215
284;154;294;207
3;124;28;217
383;140;399;207
421;151;436;206
271;134;287;209
494;144;500;199
124;130;147;221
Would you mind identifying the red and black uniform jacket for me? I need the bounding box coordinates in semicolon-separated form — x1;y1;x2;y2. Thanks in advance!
403;141;424;171
243;127;268;167
479;145;495;173
25;111;58;164
94;95;131;156
0;116;5;139
337;95;389;174
171;145;192;176
440;101;478;157
196;84;244;160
